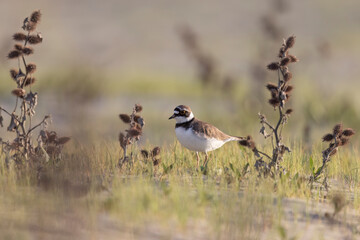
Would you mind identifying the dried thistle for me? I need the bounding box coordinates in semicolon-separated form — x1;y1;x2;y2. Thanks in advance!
27;34;43;44
13;32;27;41
285;35;296;48
267;62;280;70
333;123;343;137
341;128;355;137
26;63;37;74
118;104;145;166
312;124;355;184
135;104;143;113
23;46;34;55
322;133;334;142
119;114;131;123
8;50;21;59
285;109;293;115
288;55;298;62
250;36;298;176
280;57;291;66
30;10;41;23
11;88;26;97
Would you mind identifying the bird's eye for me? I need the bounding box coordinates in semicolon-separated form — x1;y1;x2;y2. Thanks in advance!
181;110;186;115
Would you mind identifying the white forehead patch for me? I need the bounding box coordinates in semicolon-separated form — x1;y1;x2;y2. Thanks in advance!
174;110;179;114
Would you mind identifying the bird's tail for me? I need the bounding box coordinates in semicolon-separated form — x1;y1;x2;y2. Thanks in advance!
227;136;245;142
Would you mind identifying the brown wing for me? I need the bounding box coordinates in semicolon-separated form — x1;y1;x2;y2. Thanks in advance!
191;119;231;141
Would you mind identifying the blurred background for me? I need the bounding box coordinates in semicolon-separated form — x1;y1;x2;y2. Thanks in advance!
1;0;359;147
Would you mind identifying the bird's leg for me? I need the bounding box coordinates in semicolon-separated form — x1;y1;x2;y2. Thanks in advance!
196;152;200;168
203;152;209;166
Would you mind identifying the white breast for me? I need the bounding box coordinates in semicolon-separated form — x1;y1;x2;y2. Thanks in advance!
175;127;227;153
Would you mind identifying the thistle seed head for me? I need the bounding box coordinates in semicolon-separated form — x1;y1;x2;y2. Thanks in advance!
285;109;293;115
341;128;355;137
22;46;34;55
333;123;343;137
152;147;161;157
280;57;291;66
26;63;37;74
8;50;21;59
12;88;26;97
285;35;296;48
288;55;299;63
322;133;334;142
119;114;131;123
13;33;27;41
267;62;280;70
30;10;41;23
135;104;143;113
27;34;43;44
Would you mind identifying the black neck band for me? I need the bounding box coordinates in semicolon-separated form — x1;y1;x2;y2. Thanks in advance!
175;117;194;128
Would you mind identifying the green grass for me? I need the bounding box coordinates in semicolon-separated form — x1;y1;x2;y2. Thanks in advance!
0;139;359;239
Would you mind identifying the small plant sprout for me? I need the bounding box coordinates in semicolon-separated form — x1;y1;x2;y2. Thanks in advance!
118;104;145;167
310;123;355;187
241;35;298;177
0;10;70;165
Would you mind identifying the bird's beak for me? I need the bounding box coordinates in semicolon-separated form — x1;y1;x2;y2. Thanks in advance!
169;114;176;120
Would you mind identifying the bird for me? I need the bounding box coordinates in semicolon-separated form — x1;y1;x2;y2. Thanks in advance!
169;105;243;167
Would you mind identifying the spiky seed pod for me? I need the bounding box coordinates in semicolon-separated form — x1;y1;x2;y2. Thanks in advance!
24;77;36;87
56;137;71;145
26;22;36;32
284;72;292;82
152;147;161;156
322;133;334;142
13;32;27;41
141;150;149;159
27;34;42;44
270;89;278;98
135;104;143;113
280;57;291;66
119;114;131;123
266;83;278;91
285;35;296;48
153;158;161;166
267;62;280;70
284;85;293;93
285;109;293;115
288;55;299;63
269;98;280;107
12;88;26;97
341;128;355;137
14;44;23;51
127;128;141;137
333;123;343;137
26;63;37;74
119;132;127;148
8;50;21;59
339;137;350;146
10;69;18;80
30;10;41;23
22;46;34;55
